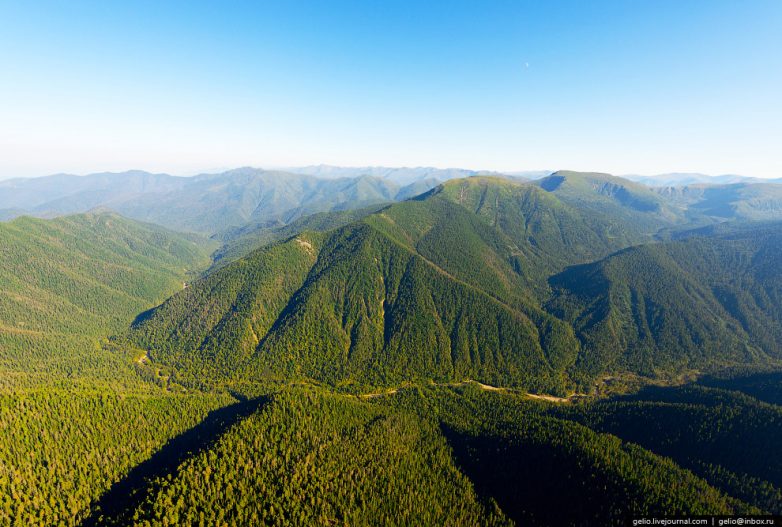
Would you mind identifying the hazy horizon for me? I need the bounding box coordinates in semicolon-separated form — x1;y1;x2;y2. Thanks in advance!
1;1;780;179
0;165;776;183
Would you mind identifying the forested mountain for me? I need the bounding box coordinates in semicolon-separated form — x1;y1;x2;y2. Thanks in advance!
210;204;388;268
0;212;214;387
548;224;782;377
5;172;782;525
130;218;580;393
135;174;681;392
0;168;441;234
127;176;782;396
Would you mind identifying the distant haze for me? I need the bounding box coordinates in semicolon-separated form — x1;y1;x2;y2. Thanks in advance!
0;2;780;179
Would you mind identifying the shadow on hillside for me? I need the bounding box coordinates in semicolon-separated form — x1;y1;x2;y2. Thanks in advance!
441;425;618;527
80;395;268;526
130;306;157;328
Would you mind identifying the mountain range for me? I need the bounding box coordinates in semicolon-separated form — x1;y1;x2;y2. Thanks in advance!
4;166;782;237
3;166;782;524
0;168;439;234
127;173;782;395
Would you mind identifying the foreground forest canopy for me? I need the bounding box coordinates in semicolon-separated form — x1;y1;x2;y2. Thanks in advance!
2;170;782;525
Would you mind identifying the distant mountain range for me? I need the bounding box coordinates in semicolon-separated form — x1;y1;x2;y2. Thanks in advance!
0;168;440;234
624;172;782;186
1;166;781;237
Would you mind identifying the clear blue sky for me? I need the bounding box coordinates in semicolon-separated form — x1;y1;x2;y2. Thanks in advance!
1;0;780;178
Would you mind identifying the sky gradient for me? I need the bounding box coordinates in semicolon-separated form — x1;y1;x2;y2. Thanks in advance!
1;0;780;178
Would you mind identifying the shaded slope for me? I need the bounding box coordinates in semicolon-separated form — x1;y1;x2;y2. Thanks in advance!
548;227;782;377
556;384;782;513
392;385;751;524
82;395;268;527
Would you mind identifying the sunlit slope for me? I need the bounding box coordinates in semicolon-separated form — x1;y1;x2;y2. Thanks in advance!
131;232;323;384
130;190;586;392
430;176;652;275
0;212;214;383
120;386;750;526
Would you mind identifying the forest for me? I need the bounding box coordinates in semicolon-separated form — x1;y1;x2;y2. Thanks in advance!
3;174;782;525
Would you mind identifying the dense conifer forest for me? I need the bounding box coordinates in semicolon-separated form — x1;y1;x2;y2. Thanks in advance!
3;173;782;525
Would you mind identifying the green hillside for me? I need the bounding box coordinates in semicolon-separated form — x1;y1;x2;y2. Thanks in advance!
100;385;752;526
548;227;782;377
131;218;579;393
0;212;215;386
555;383;782;513
128;176;782;393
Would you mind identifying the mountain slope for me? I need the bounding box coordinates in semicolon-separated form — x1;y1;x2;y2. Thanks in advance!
130;184;592;392
128;176;782;392
548;225;782;377
0;212;214;384
0;168;441;234
535;171;682;231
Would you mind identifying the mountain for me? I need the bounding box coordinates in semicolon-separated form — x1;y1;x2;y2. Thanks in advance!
548;224;782;377
130;179;603;393
0;168;441;234
433;176;654;278
0;211;215;384
654;182;782;222
534;171;682;228
625;173;770;187
215;174;673;290
8;174;782;526
128;175;782;396
284;165;502;185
